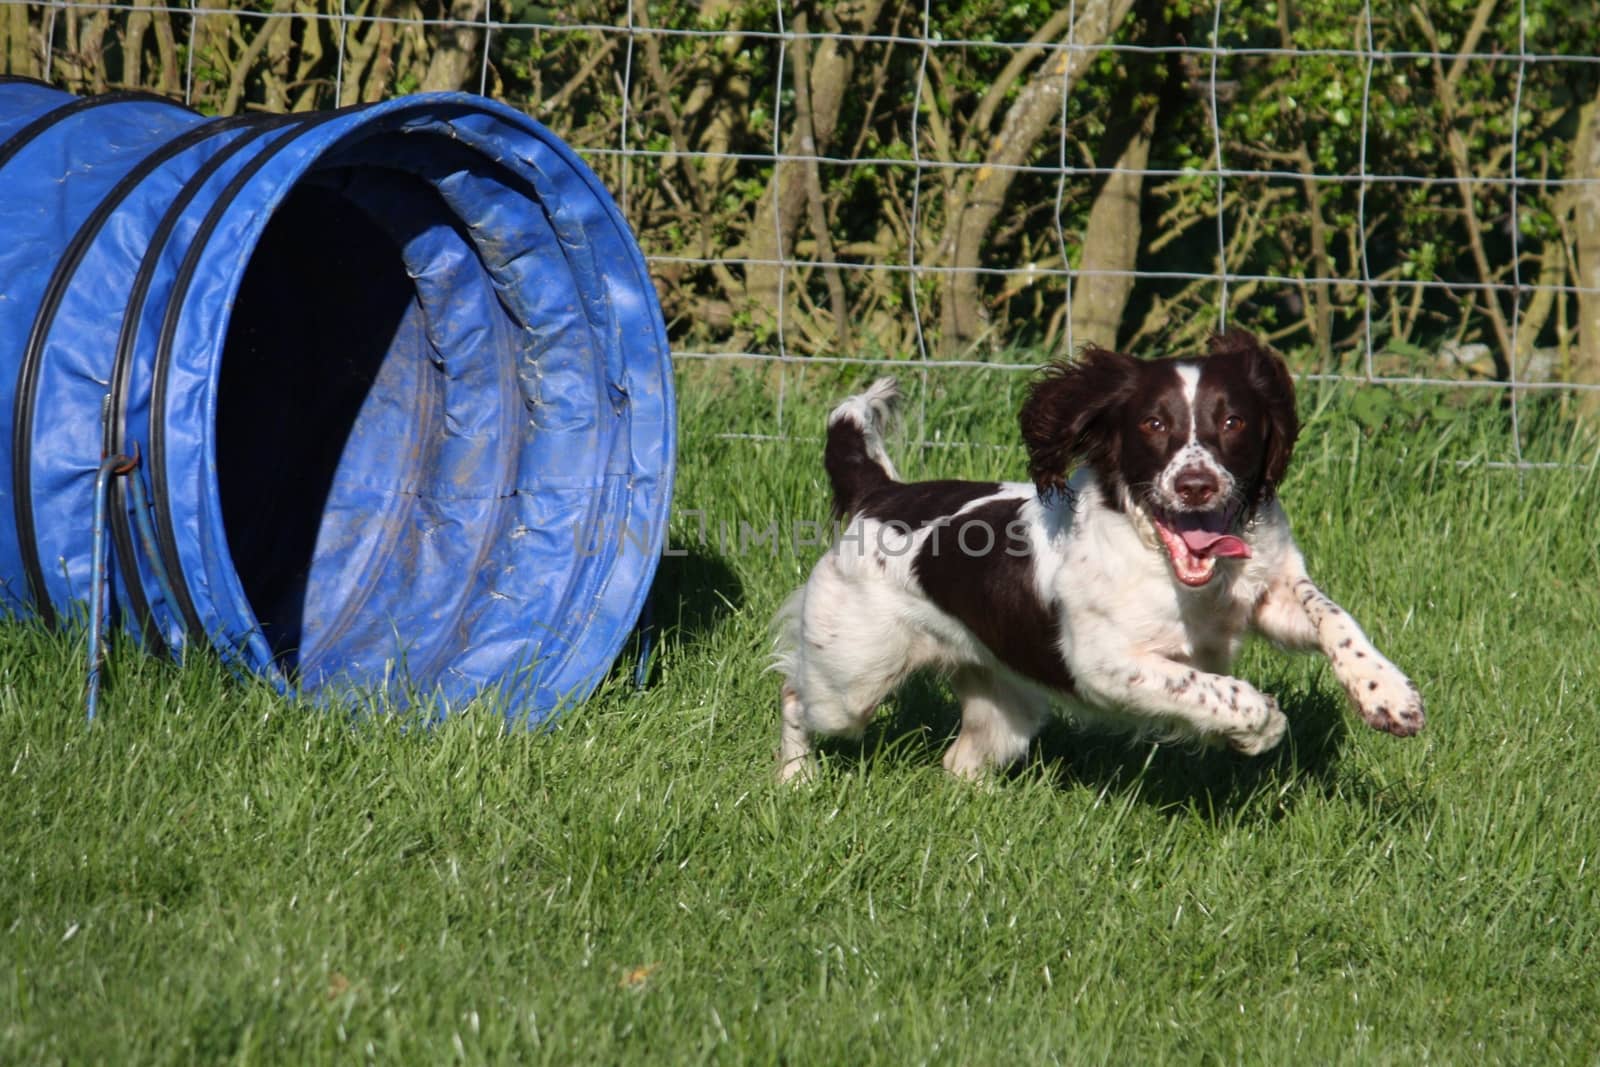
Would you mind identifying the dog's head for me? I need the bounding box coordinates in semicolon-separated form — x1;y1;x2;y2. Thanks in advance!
1019;329;1298;587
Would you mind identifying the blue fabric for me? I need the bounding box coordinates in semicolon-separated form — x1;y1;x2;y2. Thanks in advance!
0;88;201;619
0;87;675;723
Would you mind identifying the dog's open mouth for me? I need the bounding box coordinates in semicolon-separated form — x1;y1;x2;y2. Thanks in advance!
1149;507;1250;587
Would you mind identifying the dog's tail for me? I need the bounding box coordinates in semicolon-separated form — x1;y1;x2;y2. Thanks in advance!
823;377;901;519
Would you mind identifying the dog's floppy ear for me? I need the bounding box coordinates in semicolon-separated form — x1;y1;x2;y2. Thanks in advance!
1208;329;1298;499
1019;345;1141;495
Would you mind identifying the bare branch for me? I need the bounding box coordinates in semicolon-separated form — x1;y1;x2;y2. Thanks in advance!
1413;4;1514;379
220;0;296;117
964;5;1077;158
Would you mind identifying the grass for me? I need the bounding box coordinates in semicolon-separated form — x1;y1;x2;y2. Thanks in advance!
3;363;1600;1064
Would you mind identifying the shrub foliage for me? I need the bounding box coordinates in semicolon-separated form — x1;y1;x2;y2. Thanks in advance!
6;0;1600;395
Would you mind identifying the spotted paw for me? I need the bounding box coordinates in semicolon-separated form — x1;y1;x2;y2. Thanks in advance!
1227;693;1288;756
1345;657;1425;737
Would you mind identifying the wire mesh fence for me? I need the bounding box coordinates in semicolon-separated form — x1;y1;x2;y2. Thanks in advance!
4;0;1599;467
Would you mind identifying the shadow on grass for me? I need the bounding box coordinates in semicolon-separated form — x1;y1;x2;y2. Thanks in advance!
650;543;745;642
614;544;745;688
808;670;1433;823
1028;683;1354;820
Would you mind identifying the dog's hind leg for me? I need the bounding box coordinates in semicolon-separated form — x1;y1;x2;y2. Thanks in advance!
942;668;1053;779
778;649;915;782
777;681;817;784
776;671;904;783
776;625;925;782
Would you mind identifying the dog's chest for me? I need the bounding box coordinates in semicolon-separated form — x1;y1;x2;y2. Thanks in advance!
1129;571;1247;658
1060;528;1255;667
1174;578;1255;667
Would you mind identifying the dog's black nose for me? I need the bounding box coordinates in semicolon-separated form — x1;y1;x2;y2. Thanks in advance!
1174;467;1219;507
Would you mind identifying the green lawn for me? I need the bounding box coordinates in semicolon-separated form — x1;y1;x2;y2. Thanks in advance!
3;364;1599;1064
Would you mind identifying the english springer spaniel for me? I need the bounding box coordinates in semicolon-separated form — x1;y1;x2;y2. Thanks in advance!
775;330;1424;782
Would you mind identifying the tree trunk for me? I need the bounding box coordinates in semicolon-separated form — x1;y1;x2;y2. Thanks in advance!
421;0;484;93
931;0;1137;356
741;1;886;340
680;0;748;194
1574;91;1600;416
3;3;35;78
1069;105;1155;352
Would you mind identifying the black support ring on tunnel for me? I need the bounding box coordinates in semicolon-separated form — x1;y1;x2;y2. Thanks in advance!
0;89;184;170
6;91;199;627
106;113;301;654
14;112;246;634
146;108;361;652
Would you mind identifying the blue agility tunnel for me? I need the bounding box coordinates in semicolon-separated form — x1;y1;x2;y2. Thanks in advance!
0;79;674;722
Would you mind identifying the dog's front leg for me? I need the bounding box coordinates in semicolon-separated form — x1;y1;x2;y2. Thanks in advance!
1253;572;1425;737
1071;651;1289;756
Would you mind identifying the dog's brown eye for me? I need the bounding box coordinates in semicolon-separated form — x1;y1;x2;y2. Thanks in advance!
1141;416;1166;433
1223;415;1245;433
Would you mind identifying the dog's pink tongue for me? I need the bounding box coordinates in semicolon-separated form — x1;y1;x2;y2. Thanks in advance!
1180;529;1251;559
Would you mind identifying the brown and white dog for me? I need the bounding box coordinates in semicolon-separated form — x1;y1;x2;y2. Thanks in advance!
774;330;1423;782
